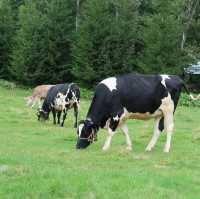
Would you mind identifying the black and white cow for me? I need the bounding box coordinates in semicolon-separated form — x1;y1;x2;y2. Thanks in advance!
37;83;80;128
76;74;197;152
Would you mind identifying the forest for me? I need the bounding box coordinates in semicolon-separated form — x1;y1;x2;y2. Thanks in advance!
0;0;200;87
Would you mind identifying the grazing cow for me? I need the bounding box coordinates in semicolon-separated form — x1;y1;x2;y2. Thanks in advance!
76;74;198;152
26;85;54;108
37;83;80;127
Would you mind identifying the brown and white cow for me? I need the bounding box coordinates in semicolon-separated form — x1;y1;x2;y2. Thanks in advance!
26;85;54;108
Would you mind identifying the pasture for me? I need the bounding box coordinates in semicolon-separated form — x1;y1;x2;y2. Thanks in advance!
0;86;200;199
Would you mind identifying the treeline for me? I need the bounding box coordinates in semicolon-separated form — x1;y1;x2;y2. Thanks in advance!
0;0;200;87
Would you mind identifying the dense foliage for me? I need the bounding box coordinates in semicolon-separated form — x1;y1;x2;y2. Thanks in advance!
0;0;200;87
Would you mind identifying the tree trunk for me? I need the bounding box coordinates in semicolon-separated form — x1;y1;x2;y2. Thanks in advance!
76;0;80;32
181;0;199;50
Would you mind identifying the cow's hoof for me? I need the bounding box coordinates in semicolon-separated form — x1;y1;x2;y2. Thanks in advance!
102;146;109;151
145;146;152;152
163;144;170;153
126;145;132;151
163;148;170;153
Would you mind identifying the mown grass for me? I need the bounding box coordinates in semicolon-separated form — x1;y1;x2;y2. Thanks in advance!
0;86;200;199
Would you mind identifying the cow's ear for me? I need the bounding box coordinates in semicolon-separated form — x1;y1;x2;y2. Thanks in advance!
93;125;99;134
87;121;98;132
37;108;42;112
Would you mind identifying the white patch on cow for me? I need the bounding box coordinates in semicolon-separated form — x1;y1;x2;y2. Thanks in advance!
55;90;79;111
159;93;174;113
160;75;170;88
103;118;111;129
113;115;119;121
156;93;174;152
54;92;66;110
100;77;117;92
78;123;84;137
71;91;79;108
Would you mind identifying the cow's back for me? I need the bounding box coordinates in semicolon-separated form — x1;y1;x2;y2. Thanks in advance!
33;85;54;98
103;74;168;114
42;84;70;111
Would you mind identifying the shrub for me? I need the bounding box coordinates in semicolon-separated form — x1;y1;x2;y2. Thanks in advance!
179;92;200;107
0;79;16;89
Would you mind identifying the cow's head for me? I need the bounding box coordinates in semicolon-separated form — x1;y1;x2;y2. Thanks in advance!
25;96;34;107
76;119;98;149
36;108;49;121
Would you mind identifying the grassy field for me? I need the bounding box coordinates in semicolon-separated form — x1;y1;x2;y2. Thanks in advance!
0;86;200;199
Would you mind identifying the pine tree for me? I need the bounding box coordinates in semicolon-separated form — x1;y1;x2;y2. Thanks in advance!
10;0;76;85
72;0;140;86
138;0;189;74
0;0;16;79
10;0;48;84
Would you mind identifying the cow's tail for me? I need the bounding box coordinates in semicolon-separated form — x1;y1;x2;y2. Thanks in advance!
182;81;200;100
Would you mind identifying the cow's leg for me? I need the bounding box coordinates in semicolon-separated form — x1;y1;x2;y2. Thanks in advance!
73;104;79;128
31;98;36;108
146;116;162;151
61;110;67;127
102;128;115;151
158;117;164;132
161;91;179;152
120;124;132;151
37;114;40;121
162;91;179;152
38;99;42;109
52;109;56;124
163;112;174;153
57;111;61;124
102;108;122;151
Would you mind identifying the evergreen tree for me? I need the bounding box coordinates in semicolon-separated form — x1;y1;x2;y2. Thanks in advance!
10;0;48;84
10;0;75;85
72;0;140;86
45;0;75;83
138;0;189;74
0;0;16;79
1;0;200;86
184;0;200;59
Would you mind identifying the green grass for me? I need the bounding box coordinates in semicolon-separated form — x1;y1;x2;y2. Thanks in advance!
0;86;200;199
